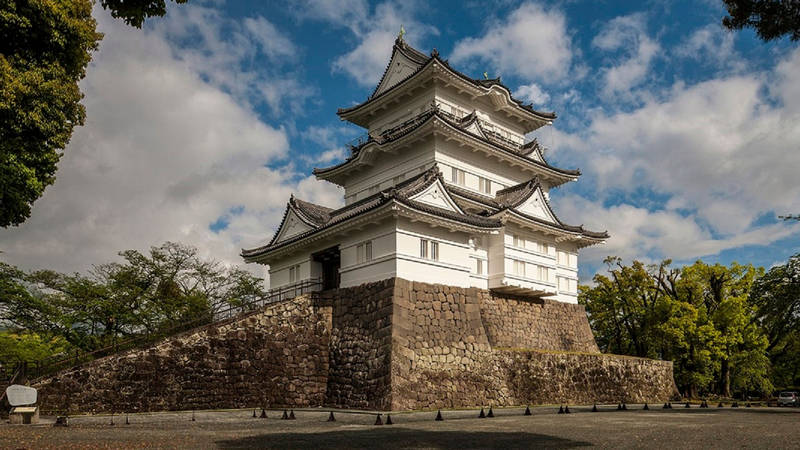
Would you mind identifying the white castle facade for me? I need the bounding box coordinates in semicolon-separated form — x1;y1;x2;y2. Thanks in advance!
242;38;607;304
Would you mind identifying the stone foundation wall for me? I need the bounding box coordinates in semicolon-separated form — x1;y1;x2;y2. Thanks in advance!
321;279;394;410
35;295;332;413
33;277;675;413
478;292;599;353
389;279;674;410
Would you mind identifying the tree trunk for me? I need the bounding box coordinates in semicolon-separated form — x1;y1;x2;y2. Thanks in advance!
719;358;731;397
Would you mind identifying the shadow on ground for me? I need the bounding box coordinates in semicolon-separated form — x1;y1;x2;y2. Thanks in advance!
216;428;591;449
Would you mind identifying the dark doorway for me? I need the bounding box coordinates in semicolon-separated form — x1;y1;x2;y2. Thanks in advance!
313;246;340;290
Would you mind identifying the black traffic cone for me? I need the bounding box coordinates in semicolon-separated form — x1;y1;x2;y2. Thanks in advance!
327;411;336;422
622;403;628;411
435;410;443;421
487;406;494;418
386;414;393;425
668;402;673;409
125;414;130;425
643;403;649;410
564;405;571;414
663;403;669;409
592;404;598;412
374;414;383;425
252;409;257;418
617;403;623;410
110;414;114;426
558;405;565;414
718;402;724;408
260;409;267;419
479;408;486;418
524;406;531;416
289;410;296;420
732;402;739;407
281;410;289;420
191;410;196;422
685;402;691;408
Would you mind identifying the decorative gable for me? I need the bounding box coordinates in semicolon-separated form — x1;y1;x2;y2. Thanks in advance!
462;120;487;139
272;208;315;244
515;186;558;223
372;47;425;98
409;178;464;213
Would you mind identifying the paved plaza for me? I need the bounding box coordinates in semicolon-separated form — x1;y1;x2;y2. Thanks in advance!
1;404;798;449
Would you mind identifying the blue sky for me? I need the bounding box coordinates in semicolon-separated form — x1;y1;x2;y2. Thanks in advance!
0;0;798;282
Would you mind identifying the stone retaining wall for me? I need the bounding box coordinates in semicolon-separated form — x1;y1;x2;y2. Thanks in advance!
35;295;332;413
33;278;675;413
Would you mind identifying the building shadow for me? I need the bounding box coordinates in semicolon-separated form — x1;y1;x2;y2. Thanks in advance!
216;428;591;449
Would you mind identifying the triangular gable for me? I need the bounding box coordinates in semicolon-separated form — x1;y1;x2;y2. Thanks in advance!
526;146;545;163
513;185;559;223
372;46;425;98
408;177;465;214
271;207;316;245
463;119;488;139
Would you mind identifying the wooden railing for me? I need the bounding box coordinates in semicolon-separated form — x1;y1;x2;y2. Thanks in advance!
0;278;322;383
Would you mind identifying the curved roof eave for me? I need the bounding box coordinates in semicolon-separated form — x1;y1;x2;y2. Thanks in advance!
337;54;556;123
314;111;579;182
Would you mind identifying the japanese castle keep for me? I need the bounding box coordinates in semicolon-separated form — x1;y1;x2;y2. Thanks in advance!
34;37;676;414
242;38;609;299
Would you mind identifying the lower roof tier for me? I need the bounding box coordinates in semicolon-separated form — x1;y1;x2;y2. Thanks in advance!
242;166;607;263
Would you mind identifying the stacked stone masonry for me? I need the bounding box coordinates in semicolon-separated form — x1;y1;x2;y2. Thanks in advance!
34;278;675;413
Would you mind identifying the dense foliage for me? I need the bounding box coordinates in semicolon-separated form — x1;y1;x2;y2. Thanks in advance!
1;0;186;228
722;0;800;41
0;242;266;360
580;255;800;398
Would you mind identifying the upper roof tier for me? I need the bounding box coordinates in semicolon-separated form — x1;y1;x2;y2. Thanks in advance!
337;37;556;134
315;106;579;188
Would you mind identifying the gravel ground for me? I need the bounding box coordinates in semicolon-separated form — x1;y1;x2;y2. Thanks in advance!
1;404;798;449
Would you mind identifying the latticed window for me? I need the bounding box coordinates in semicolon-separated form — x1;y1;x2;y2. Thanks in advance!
451;167;465;185
478;176;491;194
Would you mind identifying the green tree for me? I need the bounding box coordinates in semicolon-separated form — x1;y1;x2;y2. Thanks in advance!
100;0;188;28
722;0;800;41
581;257;771;398
1;242;266;352
750;253;800;388
0;0;101;227
1;0;186;228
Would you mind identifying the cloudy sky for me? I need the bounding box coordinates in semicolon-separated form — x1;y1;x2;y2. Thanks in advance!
1;0;798;282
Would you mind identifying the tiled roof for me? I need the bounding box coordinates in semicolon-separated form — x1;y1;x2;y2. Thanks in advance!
338;40;556;121
242;166;502;259
313;108;580;179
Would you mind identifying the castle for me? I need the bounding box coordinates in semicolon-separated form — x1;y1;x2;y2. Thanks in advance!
32;38;675;414
243;37;607;303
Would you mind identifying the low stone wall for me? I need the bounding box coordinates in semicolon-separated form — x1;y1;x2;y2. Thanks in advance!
35;295;332;413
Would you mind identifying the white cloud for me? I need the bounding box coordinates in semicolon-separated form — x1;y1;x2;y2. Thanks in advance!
516;83;551;105
0;6;340;275
556;195;797;267
243;16;298;60
451;2;573;81
592;13;659;99
152;5;313;115
674;24;737;67
327;1;439;86
551;47;800;266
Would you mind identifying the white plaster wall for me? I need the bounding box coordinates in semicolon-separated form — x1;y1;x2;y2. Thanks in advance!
435;139;539;194
343;141;434;204
395;217;472;287
434;85;529;139
339;219;398;288
367;87;435;135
